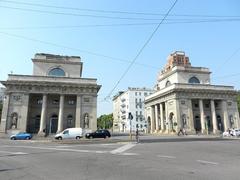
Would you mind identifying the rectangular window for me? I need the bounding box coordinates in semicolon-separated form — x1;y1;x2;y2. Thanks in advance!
194;103;199;108
53;99;59;104
181;100;185;105
228;102;232;106
68;100;75;105
135;92;137;96
144;92;148;96
84;98;90;102
37;99;42;105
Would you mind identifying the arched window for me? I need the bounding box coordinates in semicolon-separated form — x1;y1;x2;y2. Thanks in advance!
48;68;65;77
165;80;171;87
188;77;200;84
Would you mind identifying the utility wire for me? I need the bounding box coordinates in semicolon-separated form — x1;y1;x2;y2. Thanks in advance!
104;0;178;101
0;31;158;70
0;5;189;21
213;47;240;75
1;0;240;18
0;5;239;21
1;19;240;30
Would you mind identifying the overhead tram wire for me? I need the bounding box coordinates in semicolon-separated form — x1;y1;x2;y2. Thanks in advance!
0;5;239;21
213;47;240;75
0;19;240;30
0;31;158;70
104;0;179;101
1;0;240;18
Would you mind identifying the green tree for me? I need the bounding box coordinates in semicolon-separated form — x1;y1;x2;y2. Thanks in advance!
237;91;240;114
97;113;113;129
0;103;2;120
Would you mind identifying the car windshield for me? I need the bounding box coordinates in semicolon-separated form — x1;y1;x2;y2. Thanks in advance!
18;132;25;134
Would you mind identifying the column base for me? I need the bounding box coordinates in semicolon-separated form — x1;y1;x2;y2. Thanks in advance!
213;129;222;135
38;131;46;137
160;129;166;133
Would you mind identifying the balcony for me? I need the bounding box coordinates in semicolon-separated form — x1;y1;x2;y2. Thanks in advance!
121;103;126;108
120;109;126;114
121;97;126;102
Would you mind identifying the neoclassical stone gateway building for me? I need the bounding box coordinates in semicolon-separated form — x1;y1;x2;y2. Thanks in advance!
0;53;101;135
145;51;239;134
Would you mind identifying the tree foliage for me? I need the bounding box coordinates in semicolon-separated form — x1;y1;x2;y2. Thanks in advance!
0;103;2;120
237;91;240;114
97;113;113;129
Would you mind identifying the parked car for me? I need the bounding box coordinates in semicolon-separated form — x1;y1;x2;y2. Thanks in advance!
10;132;32;140
223;129;240;137
101;129;111;138
231;129;240;136
85;129;111;139
55;128;83;140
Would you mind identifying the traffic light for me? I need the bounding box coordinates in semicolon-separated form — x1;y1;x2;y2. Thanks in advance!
128;112;133;120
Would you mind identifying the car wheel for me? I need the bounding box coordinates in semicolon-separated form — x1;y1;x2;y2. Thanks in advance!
11;137;16;140
76;136;81;140
58;137;62;140
25;136;30;140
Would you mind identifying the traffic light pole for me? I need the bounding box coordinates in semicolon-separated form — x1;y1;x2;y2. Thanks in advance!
130;119;132;141
128;112;133;141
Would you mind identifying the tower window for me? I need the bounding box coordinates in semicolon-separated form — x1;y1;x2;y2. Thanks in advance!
48;68;65;77
188;77;200;84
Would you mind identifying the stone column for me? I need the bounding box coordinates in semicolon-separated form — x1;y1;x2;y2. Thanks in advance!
188;99;194;132
165;102;169;132
0;93;10;133
211;100;218;134
160;103;164;132
150;106;155;133
57;94;64;133
155;104;159;132
38;94;47;135
199;99;206;133
19;94;30;132
75;95;82;128
91;96;97;130
222;100;229;131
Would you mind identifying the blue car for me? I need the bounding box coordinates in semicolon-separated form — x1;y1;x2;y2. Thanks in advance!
10;132;32;140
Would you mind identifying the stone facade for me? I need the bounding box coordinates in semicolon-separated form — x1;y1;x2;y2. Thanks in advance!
145;51;240;134
0;53;101;135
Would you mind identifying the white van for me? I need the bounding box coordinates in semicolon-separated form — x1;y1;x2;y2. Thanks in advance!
55;128;83;140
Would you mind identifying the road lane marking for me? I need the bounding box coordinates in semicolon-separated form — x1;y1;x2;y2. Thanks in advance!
0;150;28;155
157;155;176;159
110;143;136;154
121;153;139;156
197;160;218;165
1;145;108;154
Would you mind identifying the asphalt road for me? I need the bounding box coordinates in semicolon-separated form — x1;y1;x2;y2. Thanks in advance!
0;137;240;180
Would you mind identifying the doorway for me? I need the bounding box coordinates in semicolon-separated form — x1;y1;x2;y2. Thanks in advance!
49;114;58;134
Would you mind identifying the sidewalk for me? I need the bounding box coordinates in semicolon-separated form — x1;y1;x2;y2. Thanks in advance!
1;132;239;144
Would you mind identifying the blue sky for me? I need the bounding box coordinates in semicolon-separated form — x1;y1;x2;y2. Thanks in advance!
0;0;240;116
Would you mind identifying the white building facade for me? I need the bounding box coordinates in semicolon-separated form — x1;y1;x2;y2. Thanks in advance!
145;51;240;134
0;53;101;135
113;87;154;132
